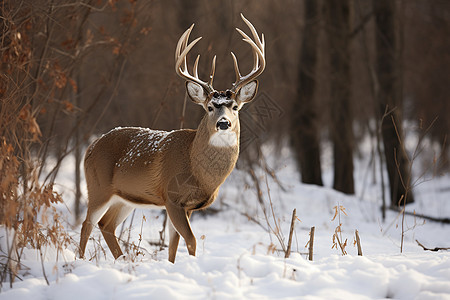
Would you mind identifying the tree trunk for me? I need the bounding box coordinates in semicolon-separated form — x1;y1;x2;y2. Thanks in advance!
374;0;414;206
290;0;323;186
325;0;355;194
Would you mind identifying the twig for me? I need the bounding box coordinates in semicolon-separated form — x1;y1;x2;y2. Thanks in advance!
147;240;168;248
355;230;363;256
334;229;347;256
179;92;188;129
158;212;168;251
124;210;136;254
137;216;146;251
416;240;450;252
308;226;315;261
43;57;129;185
265;174;286;253
285;209;297;258
241;212;269;232
349;10;374;39
38;246;49;286
220;201;269;232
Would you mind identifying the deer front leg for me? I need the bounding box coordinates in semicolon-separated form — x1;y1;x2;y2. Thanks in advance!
168;217;181;263
165;200;195;263
168;210;193;263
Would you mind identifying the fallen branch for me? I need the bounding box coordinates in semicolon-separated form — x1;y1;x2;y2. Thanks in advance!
416;240;450;252
390;207;450;224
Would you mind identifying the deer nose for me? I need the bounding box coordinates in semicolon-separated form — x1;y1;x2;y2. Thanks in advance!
216;118;231;130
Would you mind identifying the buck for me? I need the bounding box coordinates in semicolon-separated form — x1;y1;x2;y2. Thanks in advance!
79;14;265;263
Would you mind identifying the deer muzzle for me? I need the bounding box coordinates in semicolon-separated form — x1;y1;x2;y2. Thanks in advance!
216;117;231;130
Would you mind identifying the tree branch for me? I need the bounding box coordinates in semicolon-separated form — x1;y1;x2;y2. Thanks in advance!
416;240;450;252
390;207;450;224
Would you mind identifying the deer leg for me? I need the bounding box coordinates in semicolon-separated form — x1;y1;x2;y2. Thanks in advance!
79;199;111;258
79;219;93;259
168;210;193;263
165;201;196;263
168;217;180;263
98;203;133;259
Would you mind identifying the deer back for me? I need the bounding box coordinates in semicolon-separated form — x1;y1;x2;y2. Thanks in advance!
85;127;193;206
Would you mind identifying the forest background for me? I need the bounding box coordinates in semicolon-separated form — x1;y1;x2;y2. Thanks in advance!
1;0;449;282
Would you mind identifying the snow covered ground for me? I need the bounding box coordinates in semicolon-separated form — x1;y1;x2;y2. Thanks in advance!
1;143;450;299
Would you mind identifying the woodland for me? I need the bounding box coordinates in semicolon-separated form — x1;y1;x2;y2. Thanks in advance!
1;0;449;292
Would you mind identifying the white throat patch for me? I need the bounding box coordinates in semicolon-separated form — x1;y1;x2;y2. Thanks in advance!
209;130;237;148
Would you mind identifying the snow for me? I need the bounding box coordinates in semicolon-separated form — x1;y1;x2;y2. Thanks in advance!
210;97;234;106
115;127;174;167
1;141;450;299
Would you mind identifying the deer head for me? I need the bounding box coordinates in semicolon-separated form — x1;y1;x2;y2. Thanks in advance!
175;13;266;147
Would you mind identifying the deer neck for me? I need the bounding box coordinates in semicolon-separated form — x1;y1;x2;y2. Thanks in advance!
190;115;240;194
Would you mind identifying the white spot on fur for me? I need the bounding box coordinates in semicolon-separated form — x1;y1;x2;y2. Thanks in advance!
209;130;237;148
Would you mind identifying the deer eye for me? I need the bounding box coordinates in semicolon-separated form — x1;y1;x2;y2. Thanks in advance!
208;106;213;112
213;92;219;98
233;105;238;111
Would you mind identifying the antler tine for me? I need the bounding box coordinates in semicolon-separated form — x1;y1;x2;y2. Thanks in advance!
175;35;201;72
175;24;193;62
176;36;202;74
209;55;216;86
239;35;265;70
230;52;241;80
240;13;265;50
231;14;266;93
193;55;200;78
235;27;265;71
182;28;193;72
175;24;215;94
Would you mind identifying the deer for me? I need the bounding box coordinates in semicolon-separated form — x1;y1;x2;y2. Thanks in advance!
79;14;265;263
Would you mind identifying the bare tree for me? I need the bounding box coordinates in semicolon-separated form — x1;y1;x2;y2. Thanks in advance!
374;0;414;206
405;0;450;172
325;0;354;194
290;0;323;186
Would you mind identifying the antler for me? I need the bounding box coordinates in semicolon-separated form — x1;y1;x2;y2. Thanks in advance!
230;14;266;93
175;24;216;94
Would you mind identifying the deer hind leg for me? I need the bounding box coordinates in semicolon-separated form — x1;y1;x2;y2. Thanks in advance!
98;202;134;259
79;196;111;258
166;200;195;263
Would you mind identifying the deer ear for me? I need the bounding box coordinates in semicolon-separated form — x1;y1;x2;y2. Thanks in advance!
186;82;208;104
236;80;258;104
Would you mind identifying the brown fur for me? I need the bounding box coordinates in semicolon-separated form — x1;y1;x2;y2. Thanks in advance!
79;112;240;262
